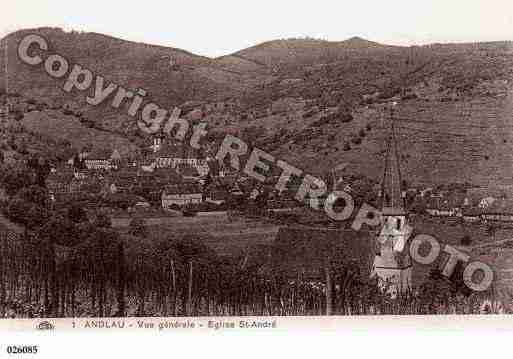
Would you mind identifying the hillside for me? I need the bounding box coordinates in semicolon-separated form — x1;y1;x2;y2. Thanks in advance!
221;36;390;72
215;41;513;188
0;27;242;141
1;28;513;188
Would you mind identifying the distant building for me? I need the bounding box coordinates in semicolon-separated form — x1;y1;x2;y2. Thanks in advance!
109;168;138;193
230;182;244;197
462;207;482;222
153;143;184;167
151;143;209;176
84;149;113;170
426;208;457;217
46;169;75;196
481;200;513;222
161;183;203;209
425;195;463;217
150;135;165;153
176;163;201;179
205;188;229;205
479;196;497;209
173;158;208;175
110;149;122;166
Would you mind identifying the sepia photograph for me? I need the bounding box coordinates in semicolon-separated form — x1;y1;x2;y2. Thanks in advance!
0;3;512;350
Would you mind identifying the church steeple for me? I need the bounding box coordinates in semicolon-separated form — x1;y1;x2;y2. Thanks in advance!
372;102;413;297
380;104;406;216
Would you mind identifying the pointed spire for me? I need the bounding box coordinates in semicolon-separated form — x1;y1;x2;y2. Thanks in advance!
2;38;9;116
4;38;8;95
381;103;405;215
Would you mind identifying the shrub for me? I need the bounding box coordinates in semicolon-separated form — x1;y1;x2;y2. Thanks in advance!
379;86;400;100
36;103;47;111
351;136;362;145
67;203;88;223
339;109;353;123
63;109;74;116
13;111;24;121
401;93;418;100
94;211;112;228
460;235;472;246
129;218;148;237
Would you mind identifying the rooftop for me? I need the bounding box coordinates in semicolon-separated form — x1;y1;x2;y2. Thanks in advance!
163;183;203;195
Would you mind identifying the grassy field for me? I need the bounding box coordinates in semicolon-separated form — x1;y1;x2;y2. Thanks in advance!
114;214;280;257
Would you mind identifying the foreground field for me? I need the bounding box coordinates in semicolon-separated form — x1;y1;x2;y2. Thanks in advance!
113;211;513;288
0;209;512;318
113;213;280;257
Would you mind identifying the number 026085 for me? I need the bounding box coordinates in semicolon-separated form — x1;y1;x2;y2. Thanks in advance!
6;345;39;354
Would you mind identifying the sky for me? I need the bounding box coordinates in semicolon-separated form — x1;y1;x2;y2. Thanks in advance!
2;0;513;58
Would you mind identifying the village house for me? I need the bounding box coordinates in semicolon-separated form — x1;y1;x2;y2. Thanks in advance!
134;168;183;204
110;149;122;167
481;199;513;222
426;207;459;217
176;162;201;179
425;191;465;217
46;168;75;197
153;143;184;168
148;135;165;153
205;188;230;205
150;141;209;176
73;169;102;180
46;175;91;203
83;148;115;170
137;168;169;185
462;207;483;223
108;168;138;193
161;182;203;209
230;182;245;197
173;158;209;176
478;196;497;209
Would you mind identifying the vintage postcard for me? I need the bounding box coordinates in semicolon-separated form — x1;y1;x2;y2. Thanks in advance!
0;0;512;352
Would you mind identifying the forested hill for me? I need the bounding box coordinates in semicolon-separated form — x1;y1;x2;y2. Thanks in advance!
1;28;513;186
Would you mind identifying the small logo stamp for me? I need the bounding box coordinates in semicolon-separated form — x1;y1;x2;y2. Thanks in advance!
36;321;55;330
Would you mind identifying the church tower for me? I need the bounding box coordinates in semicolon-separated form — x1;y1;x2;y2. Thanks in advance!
1;39;10;118
372;103;413;297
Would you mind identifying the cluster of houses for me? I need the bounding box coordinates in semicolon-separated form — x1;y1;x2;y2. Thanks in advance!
161;183;203;209
409;186;513;224
44;136;254;212
42;129;513;221
328;172;513;225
